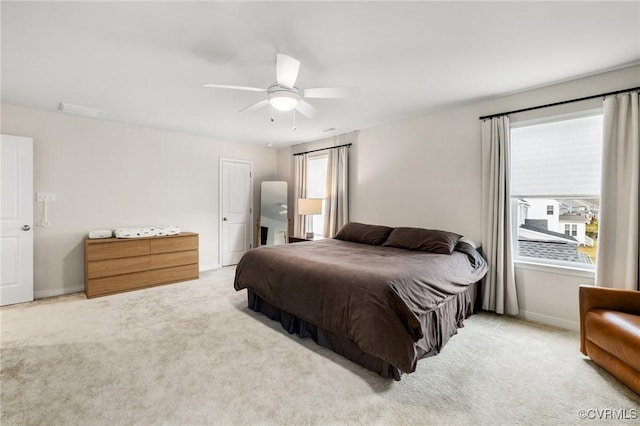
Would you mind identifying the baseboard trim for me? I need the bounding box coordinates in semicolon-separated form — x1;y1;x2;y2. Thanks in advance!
34;265;222;299
34;285;84;300
518;310;579;331
200;264;221;272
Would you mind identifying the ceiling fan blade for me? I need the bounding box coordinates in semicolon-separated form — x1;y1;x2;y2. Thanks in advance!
238;99;269;113
303;87;360;99
203;84;266;92
276;53;300;88
295;100;318;118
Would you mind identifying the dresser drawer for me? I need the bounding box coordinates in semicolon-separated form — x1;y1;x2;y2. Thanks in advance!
87;239;149;261
150;250;198;269
87;255;149;279
84;232;199;298
150;234;198;254
148;264;199;286
86;271;150;298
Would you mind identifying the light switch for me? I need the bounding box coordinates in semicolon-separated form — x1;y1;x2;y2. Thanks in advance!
36;192;56;202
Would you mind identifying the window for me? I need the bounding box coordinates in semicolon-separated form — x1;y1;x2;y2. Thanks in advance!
511;112;602;269
306;154;328;237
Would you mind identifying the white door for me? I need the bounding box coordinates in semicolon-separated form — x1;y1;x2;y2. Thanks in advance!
220;158;253;266
1;135;34;306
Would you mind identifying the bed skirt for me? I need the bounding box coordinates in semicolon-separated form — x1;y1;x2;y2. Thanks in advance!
246;281;479;380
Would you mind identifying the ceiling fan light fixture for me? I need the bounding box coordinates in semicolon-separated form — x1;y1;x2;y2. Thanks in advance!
269;91;299;111
204;53;357;122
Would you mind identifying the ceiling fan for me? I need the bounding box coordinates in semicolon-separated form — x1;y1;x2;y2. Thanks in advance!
203;53;359;121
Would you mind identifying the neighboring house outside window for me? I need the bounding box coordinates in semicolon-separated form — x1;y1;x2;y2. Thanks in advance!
521;198;594;246
511;112;602;268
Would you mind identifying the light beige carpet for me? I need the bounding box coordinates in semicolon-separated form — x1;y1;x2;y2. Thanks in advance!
1;267;638;425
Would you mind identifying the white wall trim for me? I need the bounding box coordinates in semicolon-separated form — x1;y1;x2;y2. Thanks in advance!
515;260;595;279
517;310;579;331
200;264;221;272
34;285;84;300
34;266;223;299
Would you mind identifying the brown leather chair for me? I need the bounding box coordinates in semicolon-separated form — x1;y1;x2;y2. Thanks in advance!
579;285;640;395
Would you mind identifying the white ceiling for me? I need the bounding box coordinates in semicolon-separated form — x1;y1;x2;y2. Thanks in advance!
2;1;639;147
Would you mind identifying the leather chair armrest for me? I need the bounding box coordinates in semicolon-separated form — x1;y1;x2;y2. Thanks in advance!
579;285;640;355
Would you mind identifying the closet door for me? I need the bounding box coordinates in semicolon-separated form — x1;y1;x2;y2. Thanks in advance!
220;158;253;266
1;135;34;306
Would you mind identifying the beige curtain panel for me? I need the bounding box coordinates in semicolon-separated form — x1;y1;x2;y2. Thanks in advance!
323;145;349;238
596;91;640;291
481;116;519;315
293;153;308;238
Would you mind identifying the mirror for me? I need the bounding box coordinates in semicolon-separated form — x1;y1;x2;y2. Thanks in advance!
260;181;288;246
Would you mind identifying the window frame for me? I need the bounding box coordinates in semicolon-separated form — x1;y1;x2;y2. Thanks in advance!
305;152;329;237
509;108;603;273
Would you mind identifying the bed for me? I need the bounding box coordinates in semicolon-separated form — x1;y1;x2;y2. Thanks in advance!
233;222;488;379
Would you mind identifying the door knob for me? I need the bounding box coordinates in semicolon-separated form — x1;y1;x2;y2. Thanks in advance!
223;217;228;221
22;225;31;231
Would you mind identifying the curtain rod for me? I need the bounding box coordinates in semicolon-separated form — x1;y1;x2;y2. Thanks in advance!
478;86;640;121
292;143;352;156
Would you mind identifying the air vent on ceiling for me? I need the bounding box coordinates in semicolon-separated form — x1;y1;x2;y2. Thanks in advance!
59;102;101;118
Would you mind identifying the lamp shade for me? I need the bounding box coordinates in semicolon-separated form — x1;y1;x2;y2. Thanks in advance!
298;198;323;215
269;91;299;111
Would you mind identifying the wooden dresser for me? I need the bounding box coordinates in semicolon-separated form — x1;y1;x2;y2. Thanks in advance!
84;232;199;298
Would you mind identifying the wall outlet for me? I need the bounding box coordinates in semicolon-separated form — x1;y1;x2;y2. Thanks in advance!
36;192;56;202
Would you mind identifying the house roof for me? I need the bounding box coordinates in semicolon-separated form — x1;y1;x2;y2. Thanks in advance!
559;199;600;210
518;240;592;264
519;224;579;243
559;214;589;224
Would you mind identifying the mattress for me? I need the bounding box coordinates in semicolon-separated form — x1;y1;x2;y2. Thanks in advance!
234;238;488;374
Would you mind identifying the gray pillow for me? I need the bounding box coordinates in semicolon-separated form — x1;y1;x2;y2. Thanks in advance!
334;222;394;246
382;227;462;254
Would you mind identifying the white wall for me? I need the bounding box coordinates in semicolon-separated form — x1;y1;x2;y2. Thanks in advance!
515;263;594;330
277;65;640;329
1;104;278;298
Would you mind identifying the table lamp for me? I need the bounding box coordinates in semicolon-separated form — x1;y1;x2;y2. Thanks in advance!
298;198;323;239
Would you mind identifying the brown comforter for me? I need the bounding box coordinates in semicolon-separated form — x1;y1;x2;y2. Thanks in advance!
234;238;488;373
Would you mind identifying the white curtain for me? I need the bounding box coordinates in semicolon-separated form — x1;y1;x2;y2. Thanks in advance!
596;92;640;291
293;153;308;238
481;116;519;315
323;145;349;237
